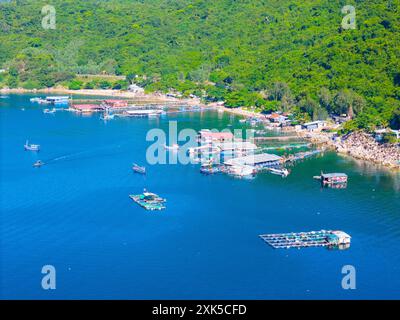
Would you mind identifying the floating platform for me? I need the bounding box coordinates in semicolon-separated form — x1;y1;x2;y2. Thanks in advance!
259;230;351;249
129;192;166;211
224;153;282;168
286;149;322;162
252;135;300;141
313;172;348;188
200;165;223;175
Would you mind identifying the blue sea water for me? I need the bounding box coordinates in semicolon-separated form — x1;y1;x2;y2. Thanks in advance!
1;94;399;299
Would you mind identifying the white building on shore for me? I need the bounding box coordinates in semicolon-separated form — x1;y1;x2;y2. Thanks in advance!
302;121;327;131
128;84;145;95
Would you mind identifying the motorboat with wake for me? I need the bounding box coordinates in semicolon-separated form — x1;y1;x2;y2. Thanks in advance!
24;140;40;152
33;160;44;168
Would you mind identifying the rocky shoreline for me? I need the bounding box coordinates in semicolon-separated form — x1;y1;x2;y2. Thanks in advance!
302;131;399;170
334;132;400;169
221;107;400;170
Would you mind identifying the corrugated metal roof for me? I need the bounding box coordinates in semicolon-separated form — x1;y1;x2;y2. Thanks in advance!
303;121;326;126
215;142;258;151
322;173;348;178
200;131;234;139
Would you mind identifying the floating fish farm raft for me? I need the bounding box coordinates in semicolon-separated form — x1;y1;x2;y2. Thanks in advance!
129;192;166;211
259;230;351;249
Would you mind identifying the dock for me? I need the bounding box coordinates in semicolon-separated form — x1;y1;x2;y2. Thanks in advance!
259;230;351;249
313;172;348;188
252;135;301;141
224;153;282;168
258;143;311;152
71;98;203;108
285;149;323;162
129;192;166;211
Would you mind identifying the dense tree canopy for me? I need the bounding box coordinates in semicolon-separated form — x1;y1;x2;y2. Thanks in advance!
0;0;399;130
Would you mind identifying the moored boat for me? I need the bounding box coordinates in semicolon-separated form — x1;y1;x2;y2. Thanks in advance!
164;143;179;151
269;168;290;177
200;161;222;175
314;172;348;187
228;165;256;178
43;108;56;114
101;113;115;120
124;109;163;117
132;163;146;174
148;113;160;118
32;96;70;105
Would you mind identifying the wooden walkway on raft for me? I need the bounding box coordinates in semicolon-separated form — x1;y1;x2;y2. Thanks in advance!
252;135;301;141
259;230;333;249
71;99;199;107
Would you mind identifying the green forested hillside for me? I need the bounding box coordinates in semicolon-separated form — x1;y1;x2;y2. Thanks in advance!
0;0;399;129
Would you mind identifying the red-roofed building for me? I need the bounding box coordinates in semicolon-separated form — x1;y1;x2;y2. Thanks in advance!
199;130;234;143
266;113;288;123
72;104;105;113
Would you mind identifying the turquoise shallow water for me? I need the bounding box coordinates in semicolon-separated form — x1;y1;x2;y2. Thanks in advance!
1;94;400;299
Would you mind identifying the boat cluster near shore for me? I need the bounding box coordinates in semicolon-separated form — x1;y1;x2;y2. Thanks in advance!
27;96;349;188
19;94;356;250
188;130;329;180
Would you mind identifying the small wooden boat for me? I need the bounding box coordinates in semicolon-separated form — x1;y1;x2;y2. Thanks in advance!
43;108;56;114
200;165;222;175
269;168;290;177
44;96;70;105
164;143;179;151
33;160;44;168
228;165;256;178
100;113;115;120
24;140;40;152
132;163;146;174
148;113;160;118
